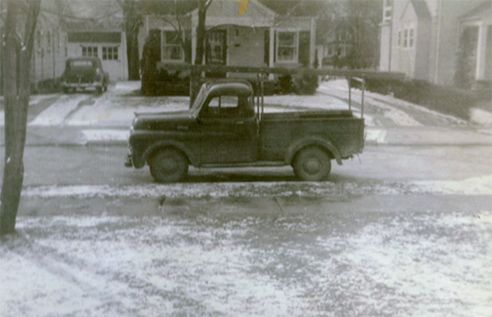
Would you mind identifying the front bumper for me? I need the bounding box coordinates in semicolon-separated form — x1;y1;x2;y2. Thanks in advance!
62;82;102;89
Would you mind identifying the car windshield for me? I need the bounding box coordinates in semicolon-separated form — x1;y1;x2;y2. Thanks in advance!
189;85;208;118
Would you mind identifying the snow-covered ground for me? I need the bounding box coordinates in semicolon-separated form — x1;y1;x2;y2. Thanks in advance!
1;205;490;316
19;173;492;199
1;78;473;130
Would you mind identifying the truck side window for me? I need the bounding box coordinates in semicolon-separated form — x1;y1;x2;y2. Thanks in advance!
204;95;240;117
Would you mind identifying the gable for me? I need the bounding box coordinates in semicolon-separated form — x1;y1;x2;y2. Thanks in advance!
401;0;430;22
205;0;276;18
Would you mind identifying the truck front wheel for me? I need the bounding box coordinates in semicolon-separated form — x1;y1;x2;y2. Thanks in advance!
293;146;331;181
149;148;188;183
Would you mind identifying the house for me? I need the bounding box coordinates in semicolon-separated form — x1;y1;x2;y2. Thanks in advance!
138;0;317;78
31;0;69;87
65;21;128;81
318;19;354;68
0;0;128;90
378;0;492;88
62;0;128;81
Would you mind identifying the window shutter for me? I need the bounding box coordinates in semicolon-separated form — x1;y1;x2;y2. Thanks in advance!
185;31;192;63
273;30;276;63
264;30;269;65
299;31;310;66
149;29;161;61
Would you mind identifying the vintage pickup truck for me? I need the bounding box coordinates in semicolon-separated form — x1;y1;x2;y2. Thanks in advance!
125;79;364;182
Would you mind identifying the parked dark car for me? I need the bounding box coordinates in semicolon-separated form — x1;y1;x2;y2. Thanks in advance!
61;57;109;94
125;79;365;183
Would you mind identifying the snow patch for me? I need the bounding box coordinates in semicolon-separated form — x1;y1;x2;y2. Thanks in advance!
314;210;492;316
21;175;492;199
411;174;492;195
365;129;387;144
29;95;87;126
82;129;129;142
471;108;492;125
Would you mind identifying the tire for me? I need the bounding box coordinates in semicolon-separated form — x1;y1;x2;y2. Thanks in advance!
149;148;188;183
293;146;331;181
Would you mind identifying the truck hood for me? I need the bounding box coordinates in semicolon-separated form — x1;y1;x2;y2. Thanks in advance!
132;111;194;130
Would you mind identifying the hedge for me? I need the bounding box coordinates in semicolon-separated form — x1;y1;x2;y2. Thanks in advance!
351;78;488;120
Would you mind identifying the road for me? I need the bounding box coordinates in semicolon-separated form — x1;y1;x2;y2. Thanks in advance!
1;83;491;316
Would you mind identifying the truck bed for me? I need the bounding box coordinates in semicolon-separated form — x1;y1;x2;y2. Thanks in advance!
259;111;364;162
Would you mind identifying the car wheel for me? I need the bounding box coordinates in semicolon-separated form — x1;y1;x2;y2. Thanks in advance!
293;146;331;181
149;148;188;183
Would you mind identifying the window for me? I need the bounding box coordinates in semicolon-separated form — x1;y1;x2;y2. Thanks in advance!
409;29;414;47
383;0;392;21
203;96;241;117
403;29;408;48
398;31;401;47
102;46;119;60
162;31;183;61
37;30;42;48
82;46;98;57
276;31;298;63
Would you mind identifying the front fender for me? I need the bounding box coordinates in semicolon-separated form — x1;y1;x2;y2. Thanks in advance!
285;137;342;165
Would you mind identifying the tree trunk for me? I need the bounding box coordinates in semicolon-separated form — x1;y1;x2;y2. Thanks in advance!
194;0;208;66
0;0;40;235
126;30;140;80
124;0;141;80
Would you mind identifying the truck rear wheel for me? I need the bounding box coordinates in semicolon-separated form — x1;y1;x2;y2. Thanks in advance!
293;146;331;181
149;148;188;183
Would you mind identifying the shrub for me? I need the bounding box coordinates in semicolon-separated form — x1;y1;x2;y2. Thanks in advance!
275;72;318;95
357;78;483;120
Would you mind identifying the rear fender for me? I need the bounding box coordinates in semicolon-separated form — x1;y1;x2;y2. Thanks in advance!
143;141;197;165
285;137;342;165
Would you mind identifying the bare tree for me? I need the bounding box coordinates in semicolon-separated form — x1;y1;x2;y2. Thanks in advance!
194;0;212;65
118;0;142;80
0;0;41;235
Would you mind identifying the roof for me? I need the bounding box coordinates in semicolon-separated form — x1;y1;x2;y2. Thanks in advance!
460;0;492;20
67;32;121;43
205;80;253;97
140;0;319;17
409;0;431;19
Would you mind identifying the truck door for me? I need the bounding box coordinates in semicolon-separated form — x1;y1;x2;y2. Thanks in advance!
198;94;257;164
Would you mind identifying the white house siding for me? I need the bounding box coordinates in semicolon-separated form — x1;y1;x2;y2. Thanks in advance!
399;5;419;79
432;1;474;85
31;26;67;84
378;23;391;71
415;19;431;80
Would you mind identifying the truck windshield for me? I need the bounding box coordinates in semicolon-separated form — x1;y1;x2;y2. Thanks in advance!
190;86;208;118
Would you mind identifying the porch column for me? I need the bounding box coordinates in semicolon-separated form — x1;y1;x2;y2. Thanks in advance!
309;17;316;68
269;27;274;79
475;22;488;80
191;17;197;65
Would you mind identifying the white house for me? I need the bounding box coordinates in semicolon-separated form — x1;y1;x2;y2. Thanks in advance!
65;22;128;81
139;0;317;78
379;0;492;87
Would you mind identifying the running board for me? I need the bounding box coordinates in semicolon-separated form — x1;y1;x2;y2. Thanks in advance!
198;161;286;168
